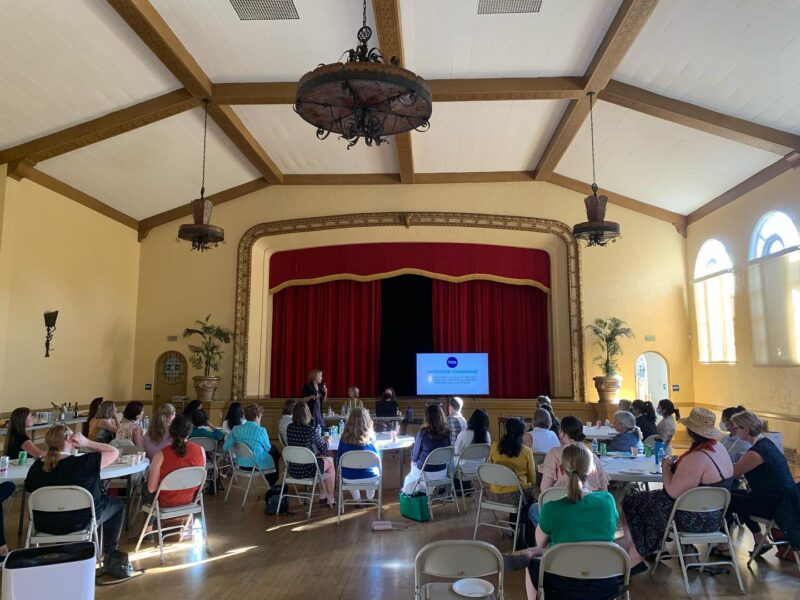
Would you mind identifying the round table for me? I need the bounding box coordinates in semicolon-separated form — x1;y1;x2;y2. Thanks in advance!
599;454;662;483
584;426;617;441
327;433;415;484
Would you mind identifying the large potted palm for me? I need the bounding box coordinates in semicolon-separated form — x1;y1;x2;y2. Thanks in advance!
183;315;233;403
586;317;634;403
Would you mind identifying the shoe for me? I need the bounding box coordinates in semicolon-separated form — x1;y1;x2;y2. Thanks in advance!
102;550;133;579
630;562;649;576
502;554;530;572
709;547;732;559
749;543;773;559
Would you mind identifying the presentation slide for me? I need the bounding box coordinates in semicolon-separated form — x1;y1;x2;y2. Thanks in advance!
416;353;489;396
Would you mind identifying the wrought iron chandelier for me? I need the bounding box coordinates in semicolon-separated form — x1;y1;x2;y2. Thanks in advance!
294;0;431;149
178;100;224;252
573;92;620;247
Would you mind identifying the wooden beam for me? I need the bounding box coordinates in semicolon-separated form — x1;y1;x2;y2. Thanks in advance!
414;171;535;184
549;173;687;235
687;152;800;225
213;82;297;105
0;89;197;165
107;0;283;183
138;178;270;241
600;80;800;155
371;0;414;183
534;0;660;180
283;174;401;185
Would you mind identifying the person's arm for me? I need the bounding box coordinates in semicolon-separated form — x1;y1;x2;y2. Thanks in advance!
222;431;235;452
733;449;764;478
522;432;533;448
662;453;705;498
147;451;164;494
410;430;424;464
525;449;536;489
132;426;145;447
534;526;550;549
540;449;558;491
260;427;271;452
21;439;45;458
97;418;118;433
70;432;118;469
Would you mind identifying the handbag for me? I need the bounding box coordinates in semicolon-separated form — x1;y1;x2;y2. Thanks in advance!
399;491;430;522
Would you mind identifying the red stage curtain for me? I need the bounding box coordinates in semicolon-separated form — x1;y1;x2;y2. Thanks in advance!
432;280;550;398
270;280;381;399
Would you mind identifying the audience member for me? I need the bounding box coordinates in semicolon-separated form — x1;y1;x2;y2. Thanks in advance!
454;409;491;474
617;408;733;573
286;401;334;505
522;409;560;453
536;397;560;435
631;400;657;440
656;399;680;446
347;386;361;401
402;404;450;495
143;403;176;459
224;404;280;486
606;411;644;453
189;409;224;442
222;402;245;435
278;399;297;442
182;400;202;419
375;387;399;433
0;481;14;558
301;369;327;429
337;407;380;503
88;401;118;443
720;405;751;464
116;401;145;446
617;399;633;413
83;397;103;436
487;417;536;505
446;397;467;446
146;416;205;506
4;407;45;459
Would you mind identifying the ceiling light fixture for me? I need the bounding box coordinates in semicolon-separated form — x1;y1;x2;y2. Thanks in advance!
178;100;224;252
294;0;431;149
573;92;620;247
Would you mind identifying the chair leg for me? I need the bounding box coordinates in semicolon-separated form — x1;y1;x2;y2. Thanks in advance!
723;521;745;593
674;527;691;596
277;481;286;513
377;480;382;520
451;481;460;514
134;507;154;554
242;473;255;510
473;490;482;541
337;476;343;526
307;481;316;519
224;471;235;503
156;511;165;565
747;524;771;567
200;495;209;554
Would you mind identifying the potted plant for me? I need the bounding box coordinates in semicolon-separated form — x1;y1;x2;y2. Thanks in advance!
586;317;634;403
183;315;233;403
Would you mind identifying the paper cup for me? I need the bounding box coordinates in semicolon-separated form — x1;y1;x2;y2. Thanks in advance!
630;446;639;457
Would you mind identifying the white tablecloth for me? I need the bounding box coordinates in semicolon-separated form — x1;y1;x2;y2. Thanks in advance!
327;433;414;453
599;454;662;483
584;426;617;441
0;455;149;485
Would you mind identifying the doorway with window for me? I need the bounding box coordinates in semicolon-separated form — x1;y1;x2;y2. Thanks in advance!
153;351;188;411
635;352;669;402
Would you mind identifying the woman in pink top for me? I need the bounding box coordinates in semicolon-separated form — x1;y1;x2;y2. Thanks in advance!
540;416;608;492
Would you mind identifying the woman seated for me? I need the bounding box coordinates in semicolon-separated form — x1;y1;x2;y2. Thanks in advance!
336;407;380;503
83;397;103;436
24;425;131;579
606;411;644;453
224;404;280;486
721;410;795;558
537;397;561;436
523;409;560;454
487;417;536;505
720;405;751;464
285;401;335;506
510;444;621;600
402;404;450;495
3;407;45;460
632;400;658;440
656;399;680;446
146;416;205;506
189;409;224;442
182;400;202;420
143;403;176;460
116;401;145;446
617;408;733;572
221;402;245;435
278;399;297;443
0;481;15;559
88;400;118;443
454;409;491;474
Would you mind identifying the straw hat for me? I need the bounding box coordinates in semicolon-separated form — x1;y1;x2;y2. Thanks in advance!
679;407;721;439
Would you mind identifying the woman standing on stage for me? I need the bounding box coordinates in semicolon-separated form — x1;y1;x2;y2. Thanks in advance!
302;368;327;430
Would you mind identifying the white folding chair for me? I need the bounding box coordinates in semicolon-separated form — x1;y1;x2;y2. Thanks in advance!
26;486;100;555
651;486;745;594
134;466;208;564
337;450;382;525
279;446;327;519
537;542;630;600
111;438;135;449
279;430;289;449
410;446;459;520
224;441;276;509
414;540;504;600
193;436;221;494
473;463;524;552
455;443;491;510
538;487;567;506
748;516;800;572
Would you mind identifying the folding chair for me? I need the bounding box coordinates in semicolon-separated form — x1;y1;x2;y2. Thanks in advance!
748;516;800;572
651;486;745;594
538;487;567;506
454;443;491;510
473;463;524;552
26;486;100;556
337;450;382;525
224;441;275;509
532;452;548;489
134;466;208;564
537;542;630;600
414;539;504;600
278;446;327;519
410;446;459;520
193;436;221;494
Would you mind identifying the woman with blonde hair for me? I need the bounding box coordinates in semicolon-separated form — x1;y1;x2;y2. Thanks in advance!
301;368;327;429
337;407;380;503
143;403;176;459
88;400;118;443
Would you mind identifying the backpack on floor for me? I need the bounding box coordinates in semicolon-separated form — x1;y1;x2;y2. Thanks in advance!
265;485;289;515
517;498;538;549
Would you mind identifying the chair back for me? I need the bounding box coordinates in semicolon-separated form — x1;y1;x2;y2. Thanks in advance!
643;435;658;448
476;463;522;491
157;466;207;492
539;487;568;506
532;452;548;467
459;443;491;463
29;486;94;515
193;437;218;453
282;445;318;466
673;486;730;514
231;441;256;461
339;450;381;472
279;430;288;448
539;542;630;587
415;540;503;594
111;438;135;448
422;446;454;470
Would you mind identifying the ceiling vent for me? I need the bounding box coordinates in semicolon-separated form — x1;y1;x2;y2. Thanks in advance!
478;0;543;14
229;0;299;21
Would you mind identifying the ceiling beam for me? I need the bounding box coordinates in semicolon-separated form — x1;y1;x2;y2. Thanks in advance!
687;151;800;225
371;0;415;184
534;0;660;181
107;0;283;184
600;80;800;155
0;89;197;166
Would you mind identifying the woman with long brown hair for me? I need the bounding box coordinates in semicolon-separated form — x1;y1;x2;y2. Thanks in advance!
3;406;45;459
87;400;118;443
286;401;335;506
402;403;450;495
337;407;380;502
146;415;205;507
143;403;176;459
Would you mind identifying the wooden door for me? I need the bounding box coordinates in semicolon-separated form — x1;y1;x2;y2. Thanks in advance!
153;351;188;411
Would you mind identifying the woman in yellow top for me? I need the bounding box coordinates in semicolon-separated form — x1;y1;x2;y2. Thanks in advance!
487;417;536;504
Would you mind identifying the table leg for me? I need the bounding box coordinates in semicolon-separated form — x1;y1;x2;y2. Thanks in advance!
17;490;26;536
124;475;132;532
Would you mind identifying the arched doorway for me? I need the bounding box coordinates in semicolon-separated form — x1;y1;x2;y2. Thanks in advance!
635;352;669;402
153;351;188;411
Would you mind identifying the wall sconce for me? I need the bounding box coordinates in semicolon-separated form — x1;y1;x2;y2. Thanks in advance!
44;310;58;357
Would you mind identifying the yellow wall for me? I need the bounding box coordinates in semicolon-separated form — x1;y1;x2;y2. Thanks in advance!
0;177;140;413
687;166;800;452
133;181;693;406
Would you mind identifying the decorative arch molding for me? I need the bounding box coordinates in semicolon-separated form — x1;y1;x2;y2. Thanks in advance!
231;211;585;401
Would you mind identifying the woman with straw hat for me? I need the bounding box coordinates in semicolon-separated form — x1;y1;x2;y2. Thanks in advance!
616;407;734;575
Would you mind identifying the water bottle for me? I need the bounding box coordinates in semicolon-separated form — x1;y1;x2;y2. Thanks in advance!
591;438;599;455
142;416;150;431
654;440;665;466
339;419;345;435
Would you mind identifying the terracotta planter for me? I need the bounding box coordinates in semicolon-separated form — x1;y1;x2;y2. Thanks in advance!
193;375;221;402
593;376;621;404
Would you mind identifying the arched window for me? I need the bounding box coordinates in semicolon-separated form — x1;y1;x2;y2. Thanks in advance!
748;211;800;365
693;239;736;363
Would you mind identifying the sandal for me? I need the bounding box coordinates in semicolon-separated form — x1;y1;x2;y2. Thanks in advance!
710;547;731;559
750;543;773;559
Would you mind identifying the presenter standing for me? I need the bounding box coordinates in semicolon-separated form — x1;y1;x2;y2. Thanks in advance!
302;369;327;430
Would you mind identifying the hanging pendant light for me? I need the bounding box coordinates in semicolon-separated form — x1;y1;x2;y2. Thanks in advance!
294;0;431;149
178;100;224;252
573;92;620;247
